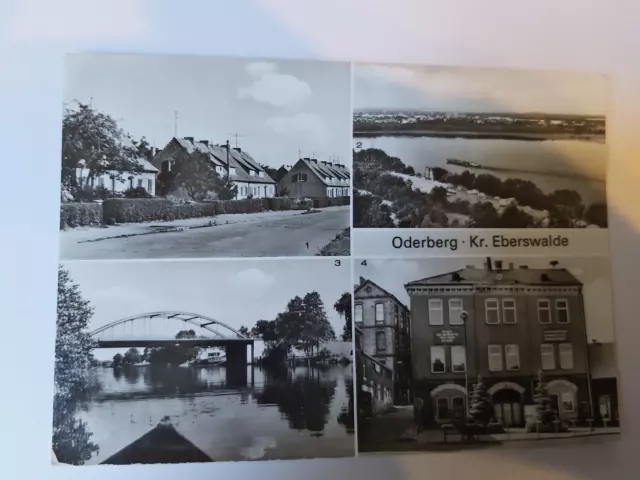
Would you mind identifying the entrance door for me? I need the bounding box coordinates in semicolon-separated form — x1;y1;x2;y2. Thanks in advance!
511;403;522;425
503;403;513;426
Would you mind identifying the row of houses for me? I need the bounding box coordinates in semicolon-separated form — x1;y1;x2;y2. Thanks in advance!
355;258;619;428
74;136;350;200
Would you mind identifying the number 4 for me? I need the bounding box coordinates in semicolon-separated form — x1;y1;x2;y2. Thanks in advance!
361;260;367;266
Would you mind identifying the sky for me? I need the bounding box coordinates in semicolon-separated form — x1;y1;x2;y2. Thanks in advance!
356;256;615;343
62;258;350;360
64;53;352;168
354;63;608;115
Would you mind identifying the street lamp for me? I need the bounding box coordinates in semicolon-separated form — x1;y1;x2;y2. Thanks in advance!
460;310;469;417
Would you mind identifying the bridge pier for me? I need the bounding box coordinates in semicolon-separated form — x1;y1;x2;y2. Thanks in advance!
226;343;248;387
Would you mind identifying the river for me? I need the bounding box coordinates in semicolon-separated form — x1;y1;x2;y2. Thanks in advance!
77;364;354;464
356;136;607;206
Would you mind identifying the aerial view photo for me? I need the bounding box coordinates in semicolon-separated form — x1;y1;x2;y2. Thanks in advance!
352;63;608;229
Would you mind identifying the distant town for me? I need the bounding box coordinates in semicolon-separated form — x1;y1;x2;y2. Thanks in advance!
354;111;606;142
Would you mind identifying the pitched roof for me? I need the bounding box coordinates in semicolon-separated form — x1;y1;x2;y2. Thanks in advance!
135;157;159;173
297;158;351;187
354;278;409;312
406;266;582;288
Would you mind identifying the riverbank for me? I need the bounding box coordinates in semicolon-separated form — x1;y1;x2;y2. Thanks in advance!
354;129;605;143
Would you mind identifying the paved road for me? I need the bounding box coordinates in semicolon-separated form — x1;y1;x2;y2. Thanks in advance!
61;206;350;260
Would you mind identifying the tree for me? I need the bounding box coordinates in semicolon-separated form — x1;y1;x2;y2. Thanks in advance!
302;291;335;355
334;292;352;341
469;202;500;227
473;174;503;197
549;189;584;218
53;266;99;464
533;371;557;426
131;136;153;160
170;150;227;201
112;353;124;368
260;164;278;179
123;347;142;365
238;325;251;337
175;329;196;339
585;203;607;227
498;205;534;228
431;167;449;182
468;376;493;427
61;102;141;193
429;186;448;205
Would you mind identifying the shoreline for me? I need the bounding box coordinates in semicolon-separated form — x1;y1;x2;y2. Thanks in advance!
353;129;605;143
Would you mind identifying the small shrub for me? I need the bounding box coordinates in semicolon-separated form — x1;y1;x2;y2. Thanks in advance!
123;187;152;199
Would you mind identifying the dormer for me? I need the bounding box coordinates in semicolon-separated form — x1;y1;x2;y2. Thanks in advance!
259;171;265;178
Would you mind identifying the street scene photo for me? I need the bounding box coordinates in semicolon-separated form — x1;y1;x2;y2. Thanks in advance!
353;256;619;453
60;54;351;259
352;63;608;228
52;258;355;465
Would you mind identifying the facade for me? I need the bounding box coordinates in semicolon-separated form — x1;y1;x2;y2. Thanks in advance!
152;137;277;199
277;158;350;199
355;326;394;416
405;258;593;428
588;342;620;426
75;158;159;196
354;277;412;405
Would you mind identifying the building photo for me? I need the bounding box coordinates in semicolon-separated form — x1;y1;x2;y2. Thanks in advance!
354;256;620;454
352;63;608;229
51;258;355;465
59;53;351;260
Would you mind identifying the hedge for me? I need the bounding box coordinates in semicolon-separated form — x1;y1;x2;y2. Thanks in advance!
102;198;218;224
313;196;350;209
60;203;103;229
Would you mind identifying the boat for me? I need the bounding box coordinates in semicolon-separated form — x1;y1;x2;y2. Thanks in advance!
191;347;226;366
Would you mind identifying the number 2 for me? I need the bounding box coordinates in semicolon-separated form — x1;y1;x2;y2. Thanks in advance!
356;141;363;148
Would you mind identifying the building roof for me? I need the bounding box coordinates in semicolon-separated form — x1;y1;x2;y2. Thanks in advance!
406;264;582;288
135;157;159;173
296;158;351;187
355;278;410;312
167;137;276;184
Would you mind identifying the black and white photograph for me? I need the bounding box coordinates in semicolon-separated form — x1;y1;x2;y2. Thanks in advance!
353;256;619;454
352;64;607;229
51;258;355;465
59;54;351;260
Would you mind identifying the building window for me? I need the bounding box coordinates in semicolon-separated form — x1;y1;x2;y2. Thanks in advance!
561;392;575;412
541;344;555;370
430;346;446;373
505;344;520;371
375;331;386;352
485;299;500;324
147;179;153;193
375;303;384;324
451;345;466;372
559;343;574;369
449;298;463;325
354;304;363;324
428;299;443;325
137;178;142;187
452;397;465;418
436;398;449;419
98;177;104;187
599;395;612;419
502;299;517;324
538;299;551;324
556;299;570;324
488;345;503;371
293;173;308;182
129;177;133;189
111;177;115;191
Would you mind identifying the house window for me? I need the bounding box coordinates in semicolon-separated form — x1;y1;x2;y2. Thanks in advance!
354;304;363;324
505;344;520;371
556;299;570;324
451;345;466;372
428;299;443;325
137;179;142;187
436;398;450;418
111;177;115;191
561;392;575;412
98;177;104;187
538;299;551;324
430;346;446;373
559;343;574;369
599;396;612;419
502;299;517;324
375;331;386;352
452;397;465;419
541;344;556;370
129;177;133;189
147;179;153;193
488;345;503;371
485;299;500;324
293;173;308;182
375;303;384;324
449;299;464;325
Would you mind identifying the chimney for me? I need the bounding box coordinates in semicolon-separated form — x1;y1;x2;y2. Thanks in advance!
184;136;194;143
234;147;242;153
199;140;209;146
519;265;529;269
485;257;493;271
321;160;328;165
494;260;503;270
304;157;311;161
327;162;333;166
